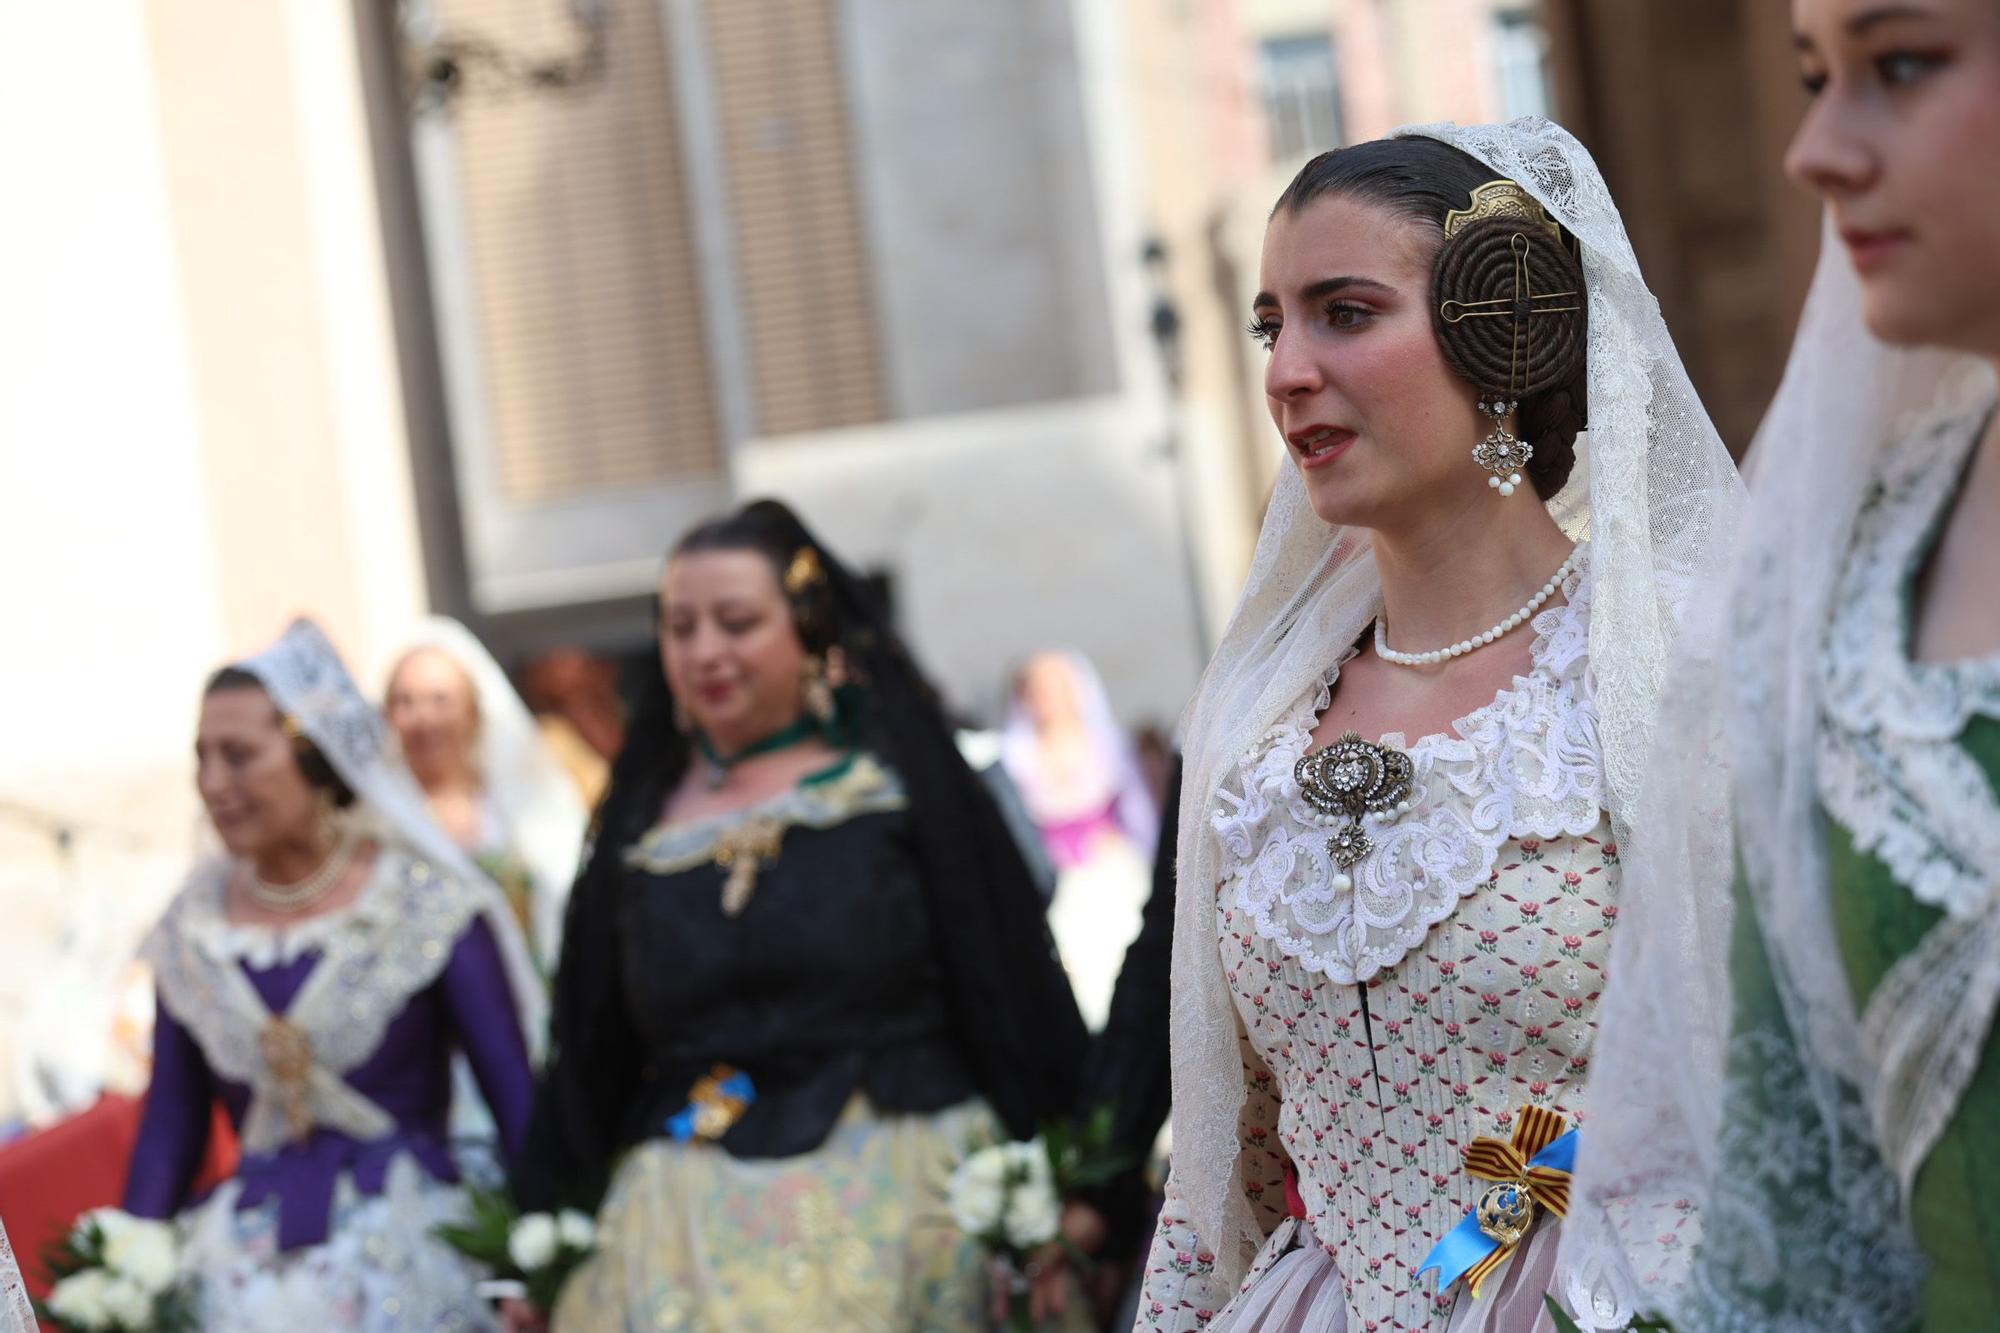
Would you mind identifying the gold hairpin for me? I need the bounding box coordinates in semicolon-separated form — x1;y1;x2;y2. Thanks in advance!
783;547;825;596
1443;180;1563;243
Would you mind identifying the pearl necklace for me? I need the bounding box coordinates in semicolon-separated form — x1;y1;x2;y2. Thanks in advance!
240;831;358;914
1374;544;1585;668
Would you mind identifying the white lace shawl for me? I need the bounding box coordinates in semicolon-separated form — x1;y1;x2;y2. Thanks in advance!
1218;559;1602;984
1816;402;2000;1203
142;845;514;1156
1167;117;1744;1297
0;1220;29;1333
1576;217;1999;1331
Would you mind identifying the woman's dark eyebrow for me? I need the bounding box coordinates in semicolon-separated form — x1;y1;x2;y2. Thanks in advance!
1797;5;1944;53
1252;276;1397;310
1847;3;1942;37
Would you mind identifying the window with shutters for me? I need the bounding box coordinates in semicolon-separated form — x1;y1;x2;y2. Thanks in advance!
434;0;721;503
701;0;887;437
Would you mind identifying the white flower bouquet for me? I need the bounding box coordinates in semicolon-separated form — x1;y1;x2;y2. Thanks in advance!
37;1209;193;1333
434;1186;595;1316
948;1111;1133;1332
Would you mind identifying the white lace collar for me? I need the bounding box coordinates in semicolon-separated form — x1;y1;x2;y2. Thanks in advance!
1818;402;2000;918
1213;554;1605;984
623;753;907;875
143;844;499;1153
175;851;403;969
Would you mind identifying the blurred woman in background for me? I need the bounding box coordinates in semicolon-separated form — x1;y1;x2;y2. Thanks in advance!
1003;649;1159;1029
122;619;543;1330
384;618;588;971
511;500;1090;1332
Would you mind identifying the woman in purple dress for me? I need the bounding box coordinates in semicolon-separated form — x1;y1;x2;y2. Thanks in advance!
122;619;545;1330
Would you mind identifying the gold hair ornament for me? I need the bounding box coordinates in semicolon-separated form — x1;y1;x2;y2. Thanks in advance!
1437;181;1581;498
783;547;826;597
1442;179;1564;243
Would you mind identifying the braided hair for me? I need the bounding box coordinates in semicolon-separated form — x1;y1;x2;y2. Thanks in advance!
1273;137;1589;501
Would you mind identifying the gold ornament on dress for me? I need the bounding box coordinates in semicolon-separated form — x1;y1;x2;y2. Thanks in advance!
258;1015;316;1143
713;816;786;917
1475;1180;1536;1247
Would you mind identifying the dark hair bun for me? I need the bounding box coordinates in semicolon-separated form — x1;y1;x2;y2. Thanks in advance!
1430;215;1589;500
1431;217;1587;399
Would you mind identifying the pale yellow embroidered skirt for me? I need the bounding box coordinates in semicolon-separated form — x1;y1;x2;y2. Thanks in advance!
553;1097;995;1332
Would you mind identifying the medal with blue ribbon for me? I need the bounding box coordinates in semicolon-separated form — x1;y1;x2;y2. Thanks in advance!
1418;1104;1577;1298
664;1064;757;1143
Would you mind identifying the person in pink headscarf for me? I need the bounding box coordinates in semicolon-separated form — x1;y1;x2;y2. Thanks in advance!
1002;650;1159;1029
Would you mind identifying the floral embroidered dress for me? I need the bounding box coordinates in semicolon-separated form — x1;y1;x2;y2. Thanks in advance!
1137;560;1692;1332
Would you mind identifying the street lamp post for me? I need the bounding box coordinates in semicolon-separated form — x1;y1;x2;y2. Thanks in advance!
1143;236;1215;669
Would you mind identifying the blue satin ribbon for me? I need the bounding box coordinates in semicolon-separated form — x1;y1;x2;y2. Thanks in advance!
664;1071;756;1142
1418;1127;1578;1295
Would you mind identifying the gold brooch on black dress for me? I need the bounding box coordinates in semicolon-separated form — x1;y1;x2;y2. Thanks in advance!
1295;731;1414;890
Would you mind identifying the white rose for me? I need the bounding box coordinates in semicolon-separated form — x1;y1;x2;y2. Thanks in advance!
1006;1140;1055;1192
1003;1177;1062;1250
947;1146;1011;1236
507;1213;560;1273
48;1269;114;1331
103;1220;179;1295
556;1209;596;1252
100;1276;154;1331
77;1208;135;1252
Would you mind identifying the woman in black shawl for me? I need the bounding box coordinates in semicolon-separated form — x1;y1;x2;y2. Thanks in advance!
511;500;1089;1330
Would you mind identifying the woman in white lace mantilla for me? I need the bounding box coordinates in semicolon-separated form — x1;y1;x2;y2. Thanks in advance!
121;620;546;1331
1136;119;1742;1333
383;618;588;972
1577;3;2000;1329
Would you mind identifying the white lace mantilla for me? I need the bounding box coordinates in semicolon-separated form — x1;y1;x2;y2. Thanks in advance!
1817;403;2000;919
1215;559;1603;984
143;846;491;1155
1814;399;2000;1201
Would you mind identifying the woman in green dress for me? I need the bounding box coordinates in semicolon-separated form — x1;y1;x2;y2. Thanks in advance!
1572;1;2000;1328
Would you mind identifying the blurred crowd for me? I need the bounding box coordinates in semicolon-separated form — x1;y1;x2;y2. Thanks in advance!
0;498;1181;1332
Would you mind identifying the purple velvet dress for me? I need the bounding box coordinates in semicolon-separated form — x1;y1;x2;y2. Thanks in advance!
123;848;536;1330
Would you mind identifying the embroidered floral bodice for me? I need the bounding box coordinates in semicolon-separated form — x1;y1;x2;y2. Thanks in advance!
1817;405;2000;918
1138;564;1693;1331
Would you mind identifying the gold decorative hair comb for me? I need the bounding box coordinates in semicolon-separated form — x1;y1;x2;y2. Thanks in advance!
783;547;825;596
1443;180;1563;243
